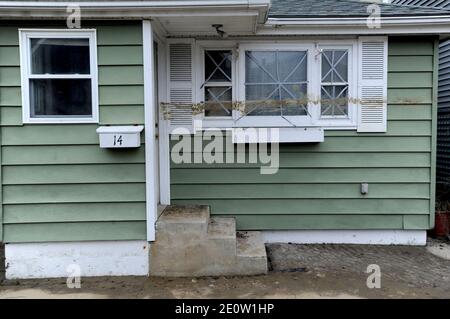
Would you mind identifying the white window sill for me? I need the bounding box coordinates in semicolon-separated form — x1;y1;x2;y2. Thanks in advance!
23;118;99;125
231;127;324;144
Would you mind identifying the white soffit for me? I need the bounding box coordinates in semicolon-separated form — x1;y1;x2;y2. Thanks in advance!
0;0;269;33
158;15;257;36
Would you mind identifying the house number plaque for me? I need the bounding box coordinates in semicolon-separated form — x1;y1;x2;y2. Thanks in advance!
96;126;144;148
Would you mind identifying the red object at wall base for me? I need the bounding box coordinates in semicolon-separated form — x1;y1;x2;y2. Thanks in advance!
434;212;450;237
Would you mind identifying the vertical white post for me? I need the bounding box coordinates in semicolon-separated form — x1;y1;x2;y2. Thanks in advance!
157;40;171;205
143;20;156;241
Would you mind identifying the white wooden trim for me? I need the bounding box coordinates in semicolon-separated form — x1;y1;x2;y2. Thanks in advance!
232;127;324;143
143;20;158;242
19;29;99;124
261;230;427;246
195;43;236;122
156;34;171;205
316;42;358;128
18;28;97;32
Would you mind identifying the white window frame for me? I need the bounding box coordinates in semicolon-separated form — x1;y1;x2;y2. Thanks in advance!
236;42;315;128
19;29;99;124
193;40;358;130
315;42;358;129
195;41;237;128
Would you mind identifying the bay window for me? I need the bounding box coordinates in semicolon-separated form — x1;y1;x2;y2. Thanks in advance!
195;41;358;130
175;38;387;135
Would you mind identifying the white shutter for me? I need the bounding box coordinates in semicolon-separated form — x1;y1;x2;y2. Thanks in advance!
357;37;388;133
167;40;194;133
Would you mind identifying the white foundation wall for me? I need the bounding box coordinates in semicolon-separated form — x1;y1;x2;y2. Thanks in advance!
5;240;149;279
261;230;427;246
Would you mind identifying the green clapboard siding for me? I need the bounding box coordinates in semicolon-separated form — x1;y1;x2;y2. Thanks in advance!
0;22;146;242
3;221;147;243
170;37;437;231
232;215;405;230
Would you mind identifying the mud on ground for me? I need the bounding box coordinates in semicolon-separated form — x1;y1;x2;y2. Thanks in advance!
0;239;449;299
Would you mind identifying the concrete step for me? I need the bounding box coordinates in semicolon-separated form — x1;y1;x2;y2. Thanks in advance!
208;217;236;240
235;231;268;275
207;217;237;259
150;205;268;277
155;205;210;242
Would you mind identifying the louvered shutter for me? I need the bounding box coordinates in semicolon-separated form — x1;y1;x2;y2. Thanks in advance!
168;40;194;133
357;37;388;132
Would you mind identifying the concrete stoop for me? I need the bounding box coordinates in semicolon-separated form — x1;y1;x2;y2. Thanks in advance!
150;205;268;277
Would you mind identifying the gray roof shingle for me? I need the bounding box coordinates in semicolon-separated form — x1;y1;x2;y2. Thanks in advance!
268;0;449;18
1;0;449;18
392;0;450;10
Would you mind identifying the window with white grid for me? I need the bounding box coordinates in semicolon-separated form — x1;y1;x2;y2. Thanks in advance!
202;50;233;117
193;41;361;129
320;49;350;118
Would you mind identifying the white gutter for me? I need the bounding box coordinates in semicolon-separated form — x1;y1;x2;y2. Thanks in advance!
267;15;450;25
0;0;270;23
0;0;261;6
257;15;450;36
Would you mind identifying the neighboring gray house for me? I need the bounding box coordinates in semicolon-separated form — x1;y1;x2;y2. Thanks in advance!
393;0;450;184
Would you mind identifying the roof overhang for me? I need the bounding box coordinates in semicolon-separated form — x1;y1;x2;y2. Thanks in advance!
260;15;450;38
0;0;271;35
2;2;450;38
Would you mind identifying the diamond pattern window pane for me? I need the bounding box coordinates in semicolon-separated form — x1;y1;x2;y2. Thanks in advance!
246;51;277;84
205;86;232;117
203;50;233;117
321;49;349;117
246;84;279;116
205;50;232;82
321;50;348;83
245;50;308;116
321;85;348;116
281;84;308;115
279;52;308;82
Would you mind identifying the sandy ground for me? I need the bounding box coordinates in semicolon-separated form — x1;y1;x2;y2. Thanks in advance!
0;239;449;299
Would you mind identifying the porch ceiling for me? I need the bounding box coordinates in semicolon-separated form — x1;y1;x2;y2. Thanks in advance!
0;0;270;32
155;14;257;36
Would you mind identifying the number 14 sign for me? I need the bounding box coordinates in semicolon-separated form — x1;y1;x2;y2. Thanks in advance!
96;126;144;148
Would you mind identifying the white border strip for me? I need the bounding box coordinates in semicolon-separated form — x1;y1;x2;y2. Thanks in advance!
261;230;427;246
143;20;157;241
5;241;149;279
267;16;450;24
